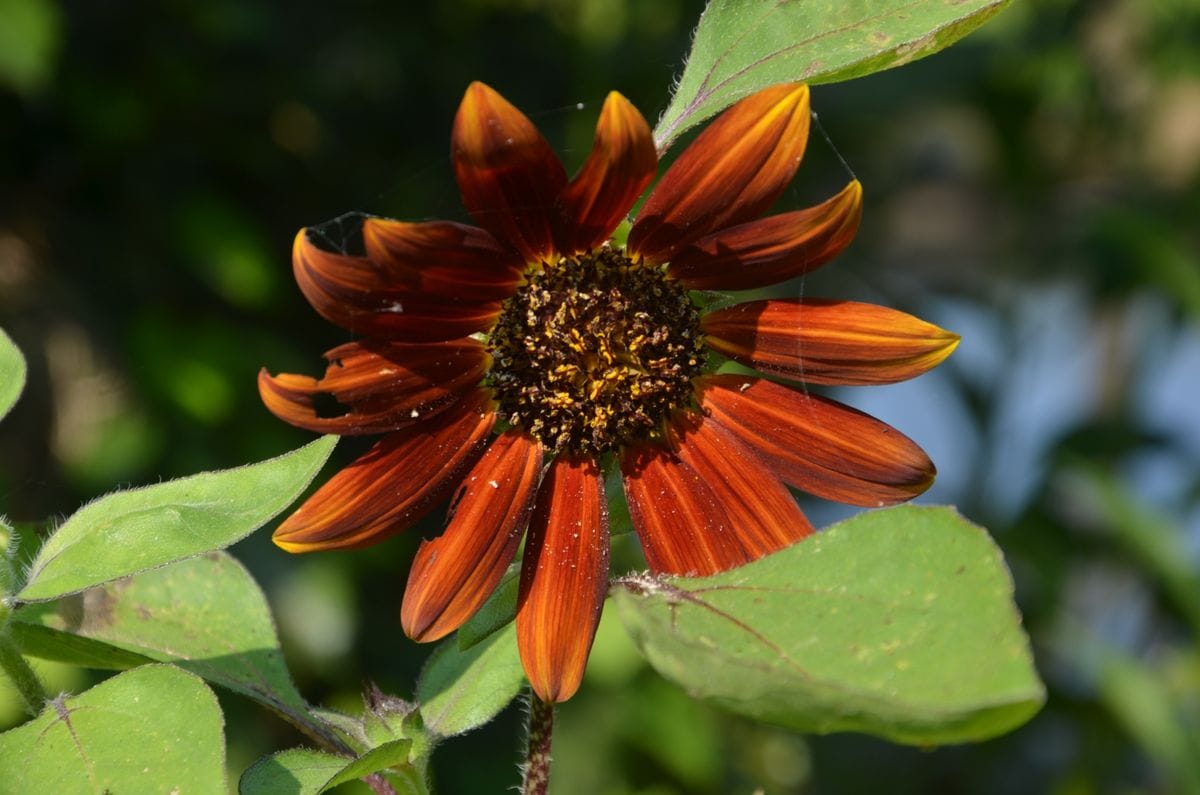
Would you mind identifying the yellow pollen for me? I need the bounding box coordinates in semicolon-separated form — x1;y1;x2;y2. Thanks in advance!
486;248;704;455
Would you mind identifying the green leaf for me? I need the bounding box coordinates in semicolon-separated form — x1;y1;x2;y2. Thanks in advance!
655;0;1011;151
417;623;525;737
7;622;152;670
328;741;421;792
239;741;426;795
612;505;1044;745
456;563;519;651
0;664;225;794
17;435;337;601
11;551;340;749
360;690;433;769
240;749;345;795
0;327;26;421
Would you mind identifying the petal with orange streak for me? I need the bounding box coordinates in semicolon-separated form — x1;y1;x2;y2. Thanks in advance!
628;83;810;264
701;299;961;386
554;92;657;254
362;219;525;302
401;429;544;642
272;390;495;553
620;415;813;577
517;455;609;703
697;374;935;506
452;82;567;264
293;229;500;341
258;338;489;435
668;180;862;290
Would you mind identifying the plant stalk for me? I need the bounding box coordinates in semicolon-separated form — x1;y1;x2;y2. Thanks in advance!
0;628;46;715
521;695;555;795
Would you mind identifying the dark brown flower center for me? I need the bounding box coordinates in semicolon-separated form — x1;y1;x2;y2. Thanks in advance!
487;248;704;455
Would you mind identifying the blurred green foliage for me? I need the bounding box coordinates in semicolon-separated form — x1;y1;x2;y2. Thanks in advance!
0;0;61;95
2;0;1199;792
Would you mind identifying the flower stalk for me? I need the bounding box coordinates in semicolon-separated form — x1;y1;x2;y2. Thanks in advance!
521;694;555;795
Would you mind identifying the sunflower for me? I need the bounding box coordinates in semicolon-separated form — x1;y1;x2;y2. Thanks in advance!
259;81;959;703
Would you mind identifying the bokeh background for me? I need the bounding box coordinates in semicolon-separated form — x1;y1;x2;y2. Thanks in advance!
3;0;1200;792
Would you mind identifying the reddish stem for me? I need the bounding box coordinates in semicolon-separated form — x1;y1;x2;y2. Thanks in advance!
521;695;555;795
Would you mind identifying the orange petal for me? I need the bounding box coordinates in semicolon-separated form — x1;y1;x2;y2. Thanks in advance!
273;390;495;552
452;82;567;263
620;414;813;577
697;374;935;505
258;339;488;435
554;92;657;254
628;83;811;264
668;180;862;290
361;219;525;302
517;455;609;703
701;299;960;385
401;430;544;642
293;229;501;341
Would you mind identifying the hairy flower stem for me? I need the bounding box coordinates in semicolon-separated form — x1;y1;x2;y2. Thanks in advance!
0;629;46;715
522;695;555;795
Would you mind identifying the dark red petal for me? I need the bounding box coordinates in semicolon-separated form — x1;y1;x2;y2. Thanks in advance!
517;455;609;703
668;180;862;290
701;299;961;386
628;83;810;264
293;229;500;341
272;390;495;552
361;219;525;303
620;414;813;577
697;374;935;505
452;82;567;263
258;339;488;435
554;91;657;254
401;430;544;642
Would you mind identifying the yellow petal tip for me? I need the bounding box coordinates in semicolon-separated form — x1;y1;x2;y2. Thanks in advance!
271;534;314;555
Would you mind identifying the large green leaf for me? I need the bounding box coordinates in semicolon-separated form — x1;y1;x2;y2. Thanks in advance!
18;435;336;601
417;623;525;737
0;327;26;421
239;741;426;795
612;506;1043;745
0;664;225;794
655;0;1011;150
11;551;340;748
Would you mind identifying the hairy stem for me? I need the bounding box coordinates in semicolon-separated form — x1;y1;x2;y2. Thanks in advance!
522;695;555;795
0;629;46;715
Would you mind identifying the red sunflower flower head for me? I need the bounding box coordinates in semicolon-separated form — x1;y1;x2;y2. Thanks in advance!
260;81;959;703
